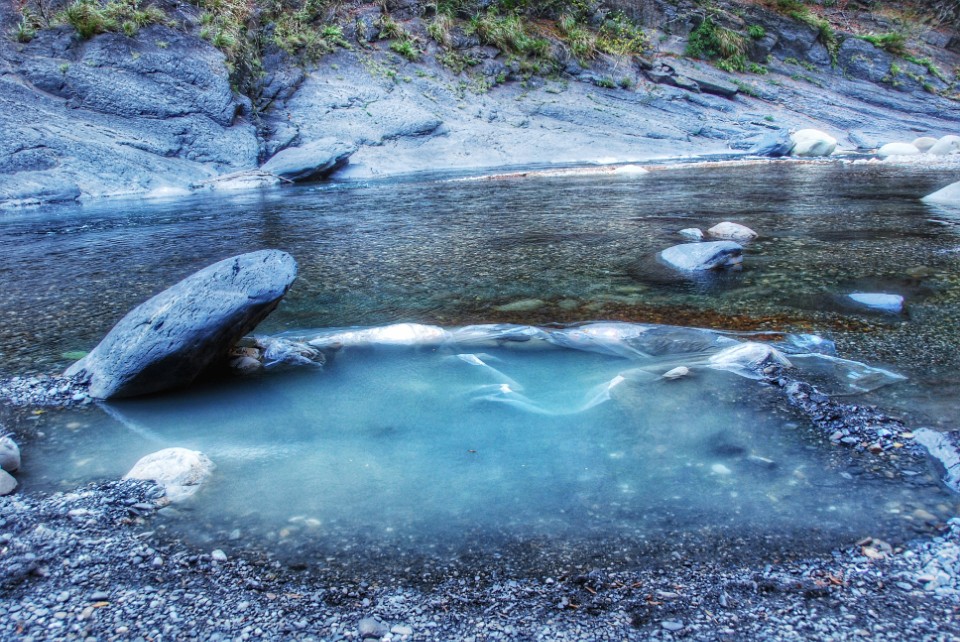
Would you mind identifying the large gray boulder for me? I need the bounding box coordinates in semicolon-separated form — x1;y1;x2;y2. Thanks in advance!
261;138;357;182
928;135;960;156
659;241;744;271
749;130;794;157
65;250;297;399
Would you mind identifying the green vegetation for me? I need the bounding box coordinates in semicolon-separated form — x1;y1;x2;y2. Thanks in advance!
858;31;906;56
468;10;550;58
769;0;839;65
57;0;166;39
747;24;765;39
685;16;748;72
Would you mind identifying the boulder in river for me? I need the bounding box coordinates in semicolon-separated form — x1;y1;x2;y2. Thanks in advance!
877;142;920;158
65;250;298;399
848;292;904;312
789;129;837;157
749;130;794;157
261;138;357;182
0;469;16;496
123;447;215;502
928;135;960;156
659;241;743;271
923;180;960;206
912;137;938;152
679;228;704;241
706;222;757;242
0;435;21;473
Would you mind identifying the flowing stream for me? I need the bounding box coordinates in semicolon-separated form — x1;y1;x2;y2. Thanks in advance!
2;160;959;578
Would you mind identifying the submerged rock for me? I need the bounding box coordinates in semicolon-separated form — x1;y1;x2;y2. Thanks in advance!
878;142;920;158
928;135;960;156
923;181;960;206
706;222;758;242
0;469;16;496
0;435;21;473
65;250;297;399
679;228;704;241
659;241;743;271
848;292;904;312
789;129;837;157
123;448;214;502
261;138;356;182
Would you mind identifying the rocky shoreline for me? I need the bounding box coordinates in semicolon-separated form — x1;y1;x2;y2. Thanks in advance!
1;475;958;641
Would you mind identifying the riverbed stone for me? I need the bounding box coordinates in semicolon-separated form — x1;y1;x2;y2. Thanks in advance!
749;129;794;157
0;435;20;473
0;469;16;495
790;129;837;157
878;142;921;157
923;181;960;206
64;250;298;399
848;292;904;312
912;137;938;152
928;135;960;156
679;228;704;240
706;222;758;242
260;138;357;182
660;241;743;271
123;448;214;502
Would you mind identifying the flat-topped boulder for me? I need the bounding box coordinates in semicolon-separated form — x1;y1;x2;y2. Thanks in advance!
65;250;297;399
261;138;356;182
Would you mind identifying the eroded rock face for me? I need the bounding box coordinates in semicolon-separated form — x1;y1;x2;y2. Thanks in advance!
659;241;743;271
65;250;297;399
123;448;214;502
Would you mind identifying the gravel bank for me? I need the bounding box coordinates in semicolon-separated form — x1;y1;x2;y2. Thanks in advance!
1;476;958;642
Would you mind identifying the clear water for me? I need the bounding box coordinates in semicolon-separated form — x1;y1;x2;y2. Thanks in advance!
3;161;960;576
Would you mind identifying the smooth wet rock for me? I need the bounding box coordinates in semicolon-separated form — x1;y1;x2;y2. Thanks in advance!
923;181;960;206
659;241;743;271
848;292;904;312
679;228;704;240
65;250;297;399
913;137;938;152
878;142;920;158
663;366;690;380
0;469;16;495
0;435;20;473
749;129;794;157
260;138;356;182
790;129;837;157
928;135;960;156
708;342;792;372
123;448;214;502
706;222;757;242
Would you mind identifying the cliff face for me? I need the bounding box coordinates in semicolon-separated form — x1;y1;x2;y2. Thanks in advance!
1;0;958;208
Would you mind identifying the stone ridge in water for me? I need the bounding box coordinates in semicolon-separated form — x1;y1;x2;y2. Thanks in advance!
65;250;297;399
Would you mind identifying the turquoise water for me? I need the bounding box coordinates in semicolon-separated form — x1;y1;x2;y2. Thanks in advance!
3;161;960;575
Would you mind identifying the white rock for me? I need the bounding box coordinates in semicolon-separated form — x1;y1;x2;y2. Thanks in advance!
711;463;732;475
923;180;960;206
928;135;960;156
123;448;215;502
706;222;758;242
708;343;792;371
659;241;743;271
877;142;920;158
612;165;649;175
790;129;837;157
848;292;904;312
662;366;690;380
0;469;16;495
912;137;938;152
0;435;21;473
211;549;228;562
678;228;704;241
